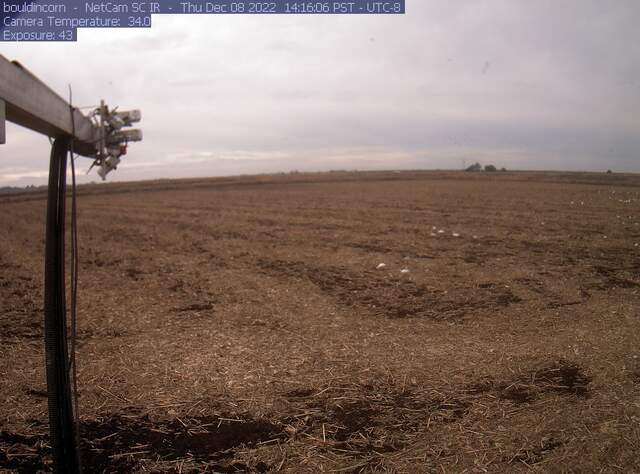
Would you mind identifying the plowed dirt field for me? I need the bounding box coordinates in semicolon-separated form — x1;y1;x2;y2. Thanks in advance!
1;170;639;473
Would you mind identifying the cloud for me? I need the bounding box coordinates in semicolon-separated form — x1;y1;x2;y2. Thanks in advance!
0;169;49;182
1;0;639;186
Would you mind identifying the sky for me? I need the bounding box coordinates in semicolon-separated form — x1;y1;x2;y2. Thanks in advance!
1;1;639;186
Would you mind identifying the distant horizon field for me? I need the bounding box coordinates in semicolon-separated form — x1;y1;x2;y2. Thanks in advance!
2;167;640;194
0;163;640;192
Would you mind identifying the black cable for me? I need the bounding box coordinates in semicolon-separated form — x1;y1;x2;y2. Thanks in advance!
68;85;82;471
42;84;82;474
44;136;81;474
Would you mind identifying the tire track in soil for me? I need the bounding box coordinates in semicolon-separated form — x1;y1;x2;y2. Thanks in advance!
1;413;279;473
0;360;592;472
466;360;592;403
281;382;469;455
276;361;590;467
256;259;521;320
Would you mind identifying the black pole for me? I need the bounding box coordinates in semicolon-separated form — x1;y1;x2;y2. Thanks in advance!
44;136;81;474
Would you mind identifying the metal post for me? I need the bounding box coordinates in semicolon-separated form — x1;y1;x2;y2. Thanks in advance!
44;137;81;474
0;99;5;145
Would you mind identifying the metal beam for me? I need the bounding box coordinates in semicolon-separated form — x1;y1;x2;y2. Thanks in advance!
0;55;98;157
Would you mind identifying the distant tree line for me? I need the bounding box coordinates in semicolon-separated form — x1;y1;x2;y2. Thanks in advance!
465;162;507;172
0;184;46;194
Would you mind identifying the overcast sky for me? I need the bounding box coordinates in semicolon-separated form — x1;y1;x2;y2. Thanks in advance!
1;1;639;186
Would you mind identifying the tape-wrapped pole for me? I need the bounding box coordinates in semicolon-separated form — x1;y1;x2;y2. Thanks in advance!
44;136;81;474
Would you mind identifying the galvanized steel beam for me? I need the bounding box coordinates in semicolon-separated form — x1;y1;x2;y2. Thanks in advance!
0;55;98;157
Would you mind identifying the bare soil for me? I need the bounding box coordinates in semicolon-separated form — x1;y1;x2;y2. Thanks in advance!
1;170;639;473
